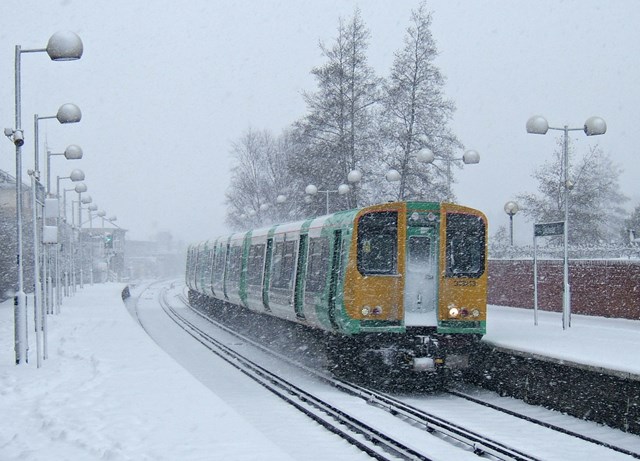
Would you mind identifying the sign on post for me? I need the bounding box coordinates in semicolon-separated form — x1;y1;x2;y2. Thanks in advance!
533;221;565;326
534;221;564;237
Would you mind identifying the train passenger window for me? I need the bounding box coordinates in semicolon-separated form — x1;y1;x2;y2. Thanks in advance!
227;246;243;283
306;237;330;292
357;211;398;275
213;244;226;285
445;213;486;278
246;243;265;286
271;240;297;290
203;248;213;288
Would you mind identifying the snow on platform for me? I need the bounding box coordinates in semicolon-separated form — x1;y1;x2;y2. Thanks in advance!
484;305;640;379
1;283;638;460
0;283;296;461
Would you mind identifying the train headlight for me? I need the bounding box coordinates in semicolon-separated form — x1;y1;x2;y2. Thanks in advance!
460;308;469;318
361;307;370;316
372;306;382;315
448;307;459;318
471;309;480;318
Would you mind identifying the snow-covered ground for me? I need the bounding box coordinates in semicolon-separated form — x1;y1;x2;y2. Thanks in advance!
484;305;640;377
0;281;638;460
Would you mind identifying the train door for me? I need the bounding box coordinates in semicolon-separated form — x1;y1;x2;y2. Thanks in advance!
262;237;273;311
404;225;438;326
327;230;343;330
293;234;308;320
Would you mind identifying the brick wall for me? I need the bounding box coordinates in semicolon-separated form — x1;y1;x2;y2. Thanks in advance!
488;259;640;320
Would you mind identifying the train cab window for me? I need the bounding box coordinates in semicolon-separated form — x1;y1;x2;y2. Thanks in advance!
357;211;398;275
445;213;486;278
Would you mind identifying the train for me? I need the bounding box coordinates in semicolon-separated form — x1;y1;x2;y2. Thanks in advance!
186;201;488;382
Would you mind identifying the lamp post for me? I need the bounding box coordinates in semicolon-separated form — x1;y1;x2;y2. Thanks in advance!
305;170;361;215
47;143;83;193
34;110;81;320
75;183;88;288
2;31;83;364
416;148;480;202
97;210;107;227
55;169;84;307
504;201;519;246
81;196;93;285
34;105;82;192
526;115;607;329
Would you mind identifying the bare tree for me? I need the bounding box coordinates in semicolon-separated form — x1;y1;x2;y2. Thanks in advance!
225;128;299;229
623;203;640;244
379;2;461;202
517;139;628;244
295;8;381;212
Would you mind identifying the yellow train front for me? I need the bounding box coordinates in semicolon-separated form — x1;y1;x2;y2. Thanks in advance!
327;201;487;379
186;201;487;382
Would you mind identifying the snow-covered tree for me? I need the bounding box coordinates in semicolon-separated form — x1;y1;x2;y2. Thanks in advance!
624;203;640;244
517;139;628;245
225;128;299;229
378;2;461;202
294;8;381;212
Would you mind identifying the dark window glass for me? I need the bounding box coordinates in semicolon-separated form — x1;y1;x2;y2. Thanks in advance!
306;237;330;293
357;211;398;275
445;213;486;278
203;248;213;287
247;244;265;286
271;240;297;290
213;245;226;285
227;246;243;283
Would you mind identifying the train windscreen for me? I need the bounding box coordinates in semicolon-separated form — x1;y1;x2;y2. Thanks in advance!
357;211;398;275
445;213;485;278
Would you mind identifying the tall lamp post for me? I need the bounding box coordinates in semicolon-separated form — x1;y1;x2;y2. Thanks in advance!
81;195;93;285
34;121;81;328
504;201;519;246
526;115;607;329
56;169;84;305
35;105;82;191
306;169;362;215
2;31;83;364
75;183;88;288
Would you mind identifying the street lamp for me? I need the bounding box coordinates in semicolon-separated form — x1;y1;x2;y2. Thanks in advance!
34;104;82;193
306;169;361;215
33;110;81;340
526;115;607;329
47;143;83;193
504;201;519;246
3;31;83;364
416;148;480;201
55;169;84;307
74;182;88;288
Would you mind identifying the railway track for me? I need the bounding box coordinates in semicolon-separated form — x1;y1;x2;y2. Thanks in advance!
132;282;639;461
164;284;544;460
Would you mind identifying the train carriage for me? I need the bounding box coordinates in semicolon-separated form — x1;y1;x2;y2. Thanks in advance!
186;201;487;376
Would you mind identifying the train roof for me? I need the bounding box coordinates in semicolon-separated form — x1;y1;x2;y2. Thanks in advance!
188;201;485;249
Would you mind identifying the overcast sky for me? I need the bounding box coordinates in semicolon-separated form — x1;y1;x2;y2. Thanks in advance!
1;1;638;244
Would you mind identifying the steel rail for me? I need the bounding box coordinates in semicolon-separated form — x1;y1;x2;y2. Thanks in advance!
159;289;436;461
175;287;638;461
177;292;538;461
448;389;640;459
